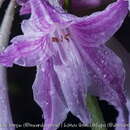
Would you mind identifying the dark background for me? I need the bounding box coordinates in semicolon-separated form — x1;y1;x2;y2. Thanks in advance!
0;0;130;130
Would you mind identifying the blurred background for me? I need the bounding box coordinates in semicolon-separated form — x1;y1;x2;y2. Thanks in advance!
0;0;130;130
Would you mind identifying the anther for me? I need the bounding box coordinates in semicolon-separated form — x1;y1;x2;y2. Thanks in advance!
52;37;60;43
64;33;70;41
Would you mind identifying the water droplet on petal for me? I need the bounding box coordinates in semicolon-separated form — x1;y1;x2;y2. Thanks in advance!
15;59;26;66
104;51;109;55
41;67;45;72
96;68;100;71
50;90;55;96
44;101;49;106
103;74;107;78
101;60;105;64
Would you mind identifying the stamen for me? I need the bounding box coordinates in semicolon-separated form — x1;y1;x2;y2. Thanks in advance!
51;33;70;43
52;37;60;43
64;33;70;41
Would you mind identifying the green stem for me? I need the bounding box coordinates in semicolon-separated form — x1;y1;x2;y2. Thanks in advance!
64;0;71;12
87;95;107;130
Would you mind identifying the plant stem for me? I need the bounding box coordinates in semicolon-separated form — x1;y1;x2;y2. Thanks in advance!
87;95;107;130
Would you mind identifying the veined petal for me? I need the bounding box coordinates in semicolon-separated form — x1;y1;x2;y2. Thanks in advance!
17;0;64;15
16;0;31;15
30;0;51;21
79;44;127;129
69;0;128;47
33;60;69;130
86;45;125;105
21;19;49;36
20;1;31;15
53;39;91;124
0;35;52;67
30;0;76;25
107;37;130;130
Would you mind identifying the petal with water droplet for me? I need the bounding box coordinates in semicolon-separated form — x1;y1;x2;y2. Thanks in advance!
80;44;128;130
0;35;51;67
70;0;128;47
53;39;91;124
32;60;69;130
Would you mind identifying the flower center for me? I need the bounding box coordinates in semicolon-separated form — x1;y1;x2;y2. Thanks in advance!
51;33;70;43
50;23;70;43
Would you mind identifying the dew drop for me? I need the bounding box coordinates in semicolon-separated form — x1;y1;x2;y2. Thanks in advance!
104;51;109;55
50;90;55;96
41;67;45;72
15;59;26;66
101;60;105;64
45;101;49;106
103;74;107;78
96;68;100;71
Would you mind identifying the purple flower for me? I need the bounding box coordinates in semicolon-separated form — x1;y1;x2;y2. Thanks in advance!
0;0;129;130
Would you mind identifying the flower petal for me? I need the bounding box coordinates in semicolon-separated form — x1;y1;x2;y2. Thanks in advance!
80;44;128;129
30;0;77;24
20;1;31;15
32;60;69;130
53;39;91;124
0;35;52;67
70;0;128;47
107;37;130;130
16;0;31;15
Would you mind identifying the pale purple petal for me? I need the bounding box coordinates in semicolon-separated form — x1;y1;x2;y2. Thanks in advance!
0;0;128;129
107;37;130;130
32;60;69;130
53;39;91;124
0;0;56;67
78;44;128;129
70;0;128;47
17;0;62;15
0;35;52;67
20;1;31;15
